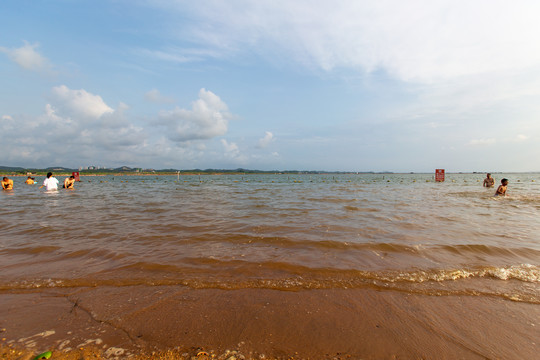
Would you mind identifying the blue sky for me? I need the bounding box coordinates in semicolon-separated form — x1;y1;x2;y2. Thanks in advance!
1;0;540;172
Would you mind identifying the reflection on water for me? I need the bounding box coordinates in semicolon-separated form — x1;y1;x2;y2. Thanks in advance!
0;173;539;302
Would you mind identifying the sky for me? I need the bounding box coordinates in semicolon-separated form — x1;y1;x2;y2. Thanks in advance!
1;0;540;172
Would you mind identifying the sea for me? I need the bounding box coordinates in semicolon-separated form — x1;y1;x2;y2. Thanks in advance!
0;173;539;304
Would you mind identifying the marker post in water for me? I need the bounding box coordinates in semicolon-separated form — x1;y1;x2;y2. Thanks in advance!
72;171;80;182
435;169;445;182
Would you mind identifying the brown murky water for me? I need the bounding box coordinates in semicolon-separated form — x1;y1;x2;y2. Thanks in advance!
0;173;539;358
1;173;538;300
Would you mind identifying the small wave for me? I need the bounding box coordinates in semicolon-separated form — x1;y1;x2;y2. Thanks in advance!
343;205;379;212
171;236;424;253
0;245;61;255
2;264;537;304
439;244;538;258
306;197;360;204
61;248;129;261
383;264;539;283
116;260;540;284
165;236;540;261
0;246;129;262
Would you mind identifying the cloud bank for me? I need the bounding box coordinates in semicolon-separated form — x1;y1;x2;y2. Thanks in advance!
157;88;231;142
51;85;114;119
0;85;245;169
149;0;540;83
141;0;540;148
0;85;144;167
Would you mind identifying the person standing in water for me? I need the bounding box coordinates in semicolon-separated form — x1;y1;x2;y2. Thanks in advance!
483;173;495;187
40;172;59;191
63;175;75;189
495;178;508;196
25;176;35;184
1;177;14;190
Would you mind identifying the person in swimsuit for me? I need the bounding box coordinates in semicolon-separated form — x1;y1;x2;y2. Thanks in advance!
483;173;495;187
1;177;14;190
495;178;508;196
25;176;35;185
63;176;75;189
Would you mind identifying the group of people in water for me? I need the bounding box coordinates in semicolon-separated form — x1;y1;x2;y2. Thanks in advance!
483;173;508;196
1;172;76;191
1;172;510;195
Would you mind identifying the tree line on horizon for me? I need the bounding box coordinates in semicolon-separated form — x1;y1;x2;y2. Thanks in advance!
0;165;394;175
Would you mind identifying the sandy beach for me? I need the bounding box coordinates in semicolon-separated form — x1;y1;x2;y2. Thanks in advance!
1;286;539;359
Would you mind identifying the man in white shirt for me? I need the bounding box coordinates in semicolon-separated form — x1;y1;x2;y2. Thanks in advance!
40;172;59;191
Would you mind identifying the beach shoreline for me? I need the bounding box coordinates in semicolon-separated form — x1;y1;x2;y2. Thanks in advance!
1;286;537;359
2;174;538;358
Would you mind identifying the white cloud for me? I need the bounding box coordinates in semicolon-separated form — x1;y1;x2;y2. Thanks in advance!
151;1;540;84
257;131;274;148
145;89;176;103
0;86;149;167
468;138;496;146
0;41;51;72
142;1;540;137
498;134;531;144
136;48;194;63
220;138;248;164
221;139;239;154
158;88;231;142
44;104;64;124
0;87;250;169
51;85;114;119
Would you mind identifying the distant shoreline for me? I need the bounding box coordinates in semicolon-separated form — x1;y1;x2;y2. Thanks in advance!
5;172;239;177
3;171;540;178
2;168;538;177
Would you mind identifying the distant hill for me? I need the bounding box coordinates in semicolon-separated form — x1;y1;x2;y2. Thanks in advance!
2;165;401;175
114;166;135;171
45;166;76;172
0;166;26;172
0;165;80;174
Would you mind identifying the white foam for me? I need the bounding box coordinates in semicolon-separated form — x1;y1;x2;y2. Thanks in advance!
105;347;125;357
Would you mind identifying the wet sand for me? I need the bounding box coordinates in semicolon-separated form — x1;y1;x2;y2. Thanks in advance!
1;287;538;359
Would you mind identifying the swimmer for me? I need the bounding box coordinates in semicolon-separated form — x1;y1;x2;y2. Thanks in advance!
483;173;495;188
25;176;35;185
495;178;508;196
63;175;75;189
39;172;59;191
1;177;14;190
